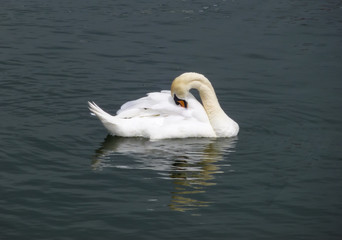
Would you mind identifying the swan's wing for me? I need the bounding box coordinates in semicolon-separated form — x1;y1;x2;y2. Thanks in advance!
116;91;185;119
118;91;172;110
90;91;215;139
116;90;210;124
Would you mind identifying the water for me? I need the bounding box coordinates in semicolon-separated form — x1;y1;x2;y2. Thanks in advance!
1;0;342;239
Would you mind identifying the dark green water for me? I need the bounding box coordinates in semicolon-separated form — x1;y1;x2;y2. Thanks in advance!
1;0;342;239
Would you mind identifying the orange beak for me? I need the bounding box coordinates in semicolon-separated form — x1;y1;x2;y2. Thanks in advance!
173;94;188;108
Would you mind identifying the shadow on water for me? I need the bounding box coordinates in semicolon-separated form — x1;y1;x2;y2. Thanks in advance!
92;135;238;212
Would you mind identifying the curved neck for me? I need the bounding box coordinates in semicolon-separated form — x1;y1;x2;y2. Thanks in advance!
188;75;238;137
171;72;238;137
187;76;223;118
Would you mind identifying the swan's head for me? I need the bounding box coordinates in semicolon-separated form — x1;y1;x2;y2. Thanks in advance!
171;74;190;109
171;72;205;109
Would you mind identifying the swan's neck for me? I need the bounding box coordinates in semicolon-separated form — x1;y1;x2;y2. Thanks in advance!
188;75;238;137
189;77;225;120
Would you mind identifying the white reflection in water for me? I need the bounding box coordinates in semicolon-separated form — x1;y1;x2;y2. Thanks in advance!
92;136;238;212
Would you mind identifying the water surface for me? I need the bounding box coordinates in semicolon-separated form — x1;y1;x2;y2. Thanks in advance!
1;0;342;239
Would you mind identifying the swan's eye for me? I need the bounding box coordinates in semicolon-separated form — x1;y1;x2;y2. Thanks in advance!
173;94;188;108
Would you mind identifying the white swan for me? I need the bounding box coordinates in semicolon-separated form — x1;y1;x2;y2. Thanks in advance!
88;72;239;140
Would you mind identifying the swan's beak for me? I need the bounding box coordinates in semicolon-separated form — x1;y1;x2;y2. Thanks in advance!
173;94;188;108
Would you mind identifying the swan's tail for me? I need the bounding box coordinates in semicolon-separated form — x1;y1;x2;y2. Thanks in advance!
88;101;114;123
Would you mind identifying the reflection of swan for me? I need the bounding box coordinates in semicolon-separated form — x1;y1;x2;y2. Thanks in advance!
92;136;238;212
88;72;239;139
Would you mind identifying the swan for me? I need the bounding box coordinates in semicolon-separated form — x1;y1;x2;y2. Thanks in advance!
88;72;239;140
